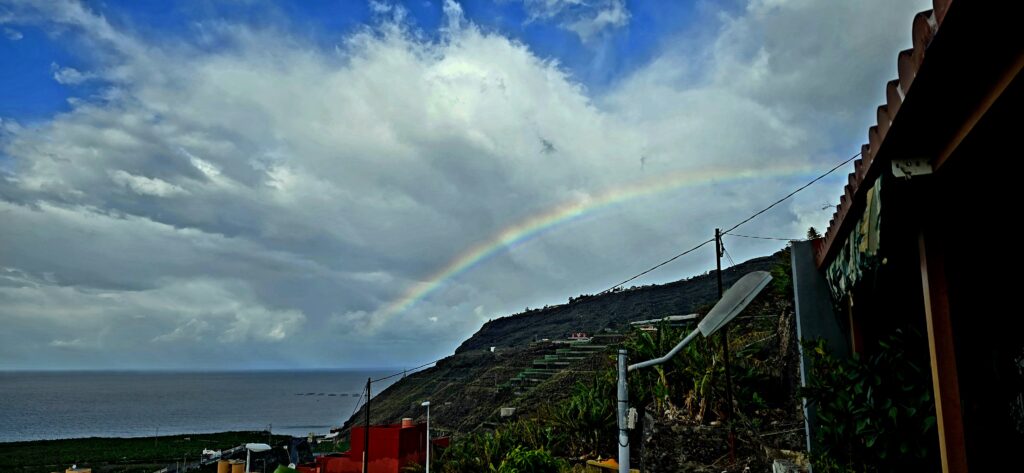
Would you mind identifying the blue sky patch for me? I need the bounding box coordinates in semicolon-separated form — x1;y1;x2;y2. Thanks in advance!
0;0;703;123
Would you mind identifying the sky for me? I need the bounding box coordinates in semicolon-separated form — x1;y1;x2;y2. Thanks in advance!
0;0;930;370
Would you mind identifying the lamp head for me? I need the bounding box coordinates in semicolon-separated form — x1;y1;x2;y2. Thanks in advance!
697;271;772;337
245;443;272;452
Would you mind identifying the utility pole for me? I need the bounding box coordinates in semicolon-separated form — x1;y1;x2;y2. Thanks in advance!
715;228;737;463
616;349;629;473
363;377;371;473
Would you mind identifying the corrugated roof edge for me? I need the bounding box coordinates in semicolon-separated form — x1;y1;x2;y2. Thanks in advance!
814;0;952;268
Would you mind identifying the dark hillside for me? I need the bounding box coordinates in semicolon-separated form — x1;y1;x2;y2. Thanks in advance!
455;254;780;353
340;344;551;433
340;251;793;438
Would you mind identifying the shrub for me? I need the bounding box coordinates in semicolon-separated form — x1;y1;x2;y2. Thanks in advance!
439;420;561;473
494;447;564;473
544;380;616;457
800;329;939;472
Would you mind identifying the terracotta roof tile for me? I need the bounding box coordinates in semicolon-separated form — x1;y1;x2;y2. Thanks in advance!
815;2;949;266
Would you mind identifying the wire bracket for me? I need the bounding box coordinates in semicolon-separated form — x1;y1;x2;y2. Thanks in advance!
891;158;933;179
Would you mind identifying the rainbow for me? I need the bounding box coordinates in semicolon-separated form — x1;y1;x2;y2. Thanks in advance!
379;162;815;320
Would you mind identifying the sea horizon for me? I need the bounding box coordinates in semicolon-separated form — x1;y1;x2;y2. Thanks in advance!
0;367;416;373
0;370;400;443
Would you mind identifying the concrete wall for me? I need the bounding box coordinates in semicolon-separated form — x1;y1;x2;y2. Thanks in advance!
790;241;849;457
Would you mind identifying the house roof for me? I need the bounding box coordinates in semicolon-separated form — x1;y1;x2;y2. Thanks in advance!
814;1;952;267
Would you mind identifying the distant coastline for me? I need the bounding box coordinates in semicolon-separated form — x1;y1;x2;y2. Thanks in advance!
0;370;397;443
0;368;404;373
0;431;293;473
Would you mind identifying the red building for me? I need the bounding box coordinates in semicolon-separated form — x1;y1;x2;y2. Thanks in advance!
298;420;446;473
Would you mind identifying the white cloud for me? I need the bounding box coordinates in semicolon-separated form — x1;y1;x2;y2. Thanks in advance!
221;308;305;342
0;0;930;369
519;0;630;42
563;0;629;43
152;318;211;342
109;170;187;197
520;0;588;20
3;27;22;40
2;272;307;367
50;62;95;84
50;337;97;348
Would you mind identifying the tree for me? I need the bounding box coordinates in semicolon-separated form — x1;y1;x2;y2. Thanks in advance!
807;227;822;239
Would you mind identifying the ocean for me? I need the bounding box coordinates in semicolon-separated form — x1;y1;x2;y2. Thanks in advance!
0;370;399;442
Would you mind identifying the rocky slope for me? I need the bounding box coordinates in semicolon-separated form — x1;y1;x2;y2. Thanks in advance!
340;251;790;435
455;254;779;353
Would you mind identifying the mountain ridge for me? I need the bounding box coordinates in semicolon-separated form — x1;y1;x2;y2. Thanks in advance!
341;250;789;434
455;254;779;353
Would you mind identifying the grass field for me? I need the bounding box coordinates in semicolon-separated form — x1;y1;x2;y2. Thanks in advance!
0;431;290;473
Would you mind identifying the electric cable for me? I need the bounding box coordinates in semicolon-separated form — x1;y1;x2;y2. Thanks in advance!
720;151;860;236
372;359;440;383
349;385;366;419
726;233;801;242
600;151;860;292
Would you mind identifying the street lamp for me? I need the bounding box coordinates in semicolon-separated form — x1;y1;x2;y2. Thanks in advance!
244;443;271;473
616;271;772;473
421;401;431;473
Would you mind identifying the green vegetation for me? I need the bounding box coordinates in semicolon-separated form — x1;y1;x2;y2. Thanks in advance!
801;329;938;472
623;313;782;427
437;304;792;471
0;431;288;473
438;420;560;472
494;447;565;473
543;380;616;457
312;438;349;454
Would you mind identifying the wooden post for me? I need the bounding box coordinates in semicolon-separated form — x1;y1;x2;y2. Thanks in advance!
715;229;736;462
919;231;968;473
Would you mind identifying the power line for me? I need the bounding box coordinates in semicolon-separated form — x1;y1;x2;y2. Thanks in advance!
600;151;860;293
597;238;715;295
722;245;736;268
371;358;441;383
729;233;798;241
338;357;445;423
720;151;860;236
349;384;367;419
